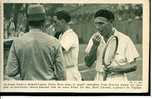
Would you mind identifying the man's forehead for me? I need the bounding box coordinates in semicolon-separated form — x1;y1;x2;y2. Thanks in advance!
94;17;108;23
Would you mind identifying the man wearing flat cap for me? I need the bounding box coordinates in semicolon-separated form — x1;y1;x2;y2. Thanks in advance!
5;5;65;80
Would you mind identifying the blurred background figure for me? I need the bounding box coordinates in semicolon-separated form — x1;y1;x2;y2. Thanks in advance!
18;24;25;37
7;17;16;38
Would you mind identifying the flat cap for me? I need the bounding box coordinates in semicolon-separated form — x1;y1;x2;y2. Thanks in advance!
27;4;46;21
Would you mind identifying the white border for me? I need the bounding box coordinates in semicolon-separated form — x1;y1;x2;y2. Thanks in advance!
0;0;150;93
4;0;143;3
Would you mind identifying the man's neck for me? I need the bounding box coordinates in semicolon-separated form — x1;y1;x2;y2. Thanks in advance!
62;25;70;33
29;27;42;32
101;29;114;43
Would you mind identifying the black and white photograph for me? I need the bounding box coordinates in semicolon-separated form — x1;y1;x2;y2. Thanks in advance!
0;0;150;95
3;3;143;81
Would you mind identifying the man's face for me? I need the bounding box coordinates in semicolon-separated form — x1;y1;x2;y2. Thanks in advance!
94;17;113;36
53;16;64;33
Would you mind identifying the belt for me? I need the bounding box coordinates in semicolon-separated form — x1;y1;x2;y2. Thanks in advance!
107;72;124;77
66;64;75;68
97;71;124;76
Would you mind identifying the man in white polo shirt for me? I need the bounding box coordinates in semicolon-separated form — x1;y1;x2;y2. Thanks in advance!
53;10;81;81
85;9;139;81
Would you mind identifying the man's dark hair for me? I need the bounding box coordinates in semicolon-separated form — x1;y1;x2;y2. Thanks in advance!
94;9;115;22
55;10;71;23
28;20;45;27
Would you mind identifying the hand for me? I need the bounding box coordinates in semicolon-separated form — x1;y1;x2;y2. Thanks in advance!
103;66;111;74
103;66;111;81
92;33;101;46
106;66;121;73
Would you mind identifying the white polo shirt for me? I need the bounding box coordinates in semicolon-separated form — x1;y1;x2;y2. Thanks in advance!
85;28;139;81
59;29;81;81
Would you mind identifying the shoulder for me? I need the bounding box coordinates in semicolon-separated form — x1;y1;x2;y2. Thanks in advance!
44;34;61;48
116;30;132;43
45;33;59;43
65;29;78;37
36;32;61;45
61;29;78;41
49;35;60;43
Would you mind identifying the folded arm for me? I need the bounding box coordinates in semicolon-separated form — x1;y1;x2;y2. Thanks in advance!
85;34;101;67
105;59;138;74
84;44;98;67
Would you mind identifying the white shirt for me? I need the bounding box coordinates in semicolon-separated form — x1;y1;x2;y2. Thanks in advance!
59;29;79;67
85;28;139;81
59;29;81;81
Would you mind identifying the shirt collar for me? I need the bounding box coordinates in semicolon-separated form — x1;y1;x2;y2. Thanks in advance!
64;28;73;34
113;28;119;36
96;28;119;44
59;28;73;36
29;28;42;33
59;29;73;40
97;27;118;37
60;28;73;37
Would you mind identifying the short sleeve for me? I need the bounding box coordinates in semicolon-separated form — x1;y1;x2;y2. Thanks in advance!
60;32;75;51
125;38;139;63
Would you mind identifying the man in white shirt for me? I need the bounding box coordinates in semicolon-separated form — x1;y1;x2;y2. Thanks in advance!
85;9;139;81
53;10;81;81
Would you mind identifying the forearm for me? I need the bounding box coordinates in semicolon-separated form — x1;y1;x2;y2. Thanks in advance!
85;44;98;67
117;64;136;73
108;61;137;74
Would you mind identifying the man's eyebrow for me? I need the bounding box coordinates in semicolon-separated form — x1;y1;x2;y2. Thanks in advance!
95;22;105;24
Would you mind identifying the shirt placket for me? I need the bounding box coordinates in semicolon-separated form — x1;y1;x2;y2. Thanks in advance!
96;38;106;72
